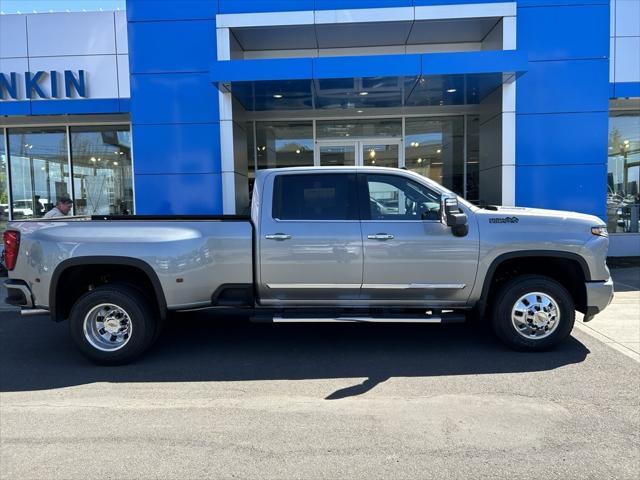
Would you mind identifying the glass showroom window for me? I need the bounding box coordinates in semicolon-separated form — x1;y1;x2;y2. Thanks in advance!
465;115;480;203
8;128;70;219
70;126;134;215
316;118;402;139
1;131;8;232
256;121;314;169
608;111;640;233
405;116;465;198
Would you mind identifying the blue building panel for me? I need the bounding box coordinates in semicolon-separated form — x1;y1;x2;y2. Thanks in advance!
218;0;314;13
134;173;224;215
517;0;606;6
516;59;609;114
132;124;222;175
314;54;422;79
316;1;412;9
30;98;122;115
211;59;314;83
516;164;607;221
413;0;512;5
518;4;609;61
130;73;220;124
613;82;640;98
128;20;216;74
0;101;30;116
127;0;218;22
421;50;527;76
516;112;609;166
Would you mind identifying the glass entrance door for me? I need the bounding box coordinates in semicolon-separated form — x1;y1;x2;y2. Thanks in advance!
318;143;356;166
361;142;400;168
316;139;402;167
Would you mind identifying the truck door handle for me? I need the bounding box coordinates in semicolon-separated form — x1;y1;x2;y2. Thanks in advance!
265;233;292;241
367;233;394;240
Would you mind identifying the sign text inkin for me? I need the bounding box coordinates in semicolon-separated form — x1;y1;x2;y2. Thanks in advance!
0;70;86;100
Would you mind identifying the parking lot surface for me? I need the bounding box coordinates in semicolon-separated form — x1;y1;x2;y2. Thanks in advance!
1;266;639;479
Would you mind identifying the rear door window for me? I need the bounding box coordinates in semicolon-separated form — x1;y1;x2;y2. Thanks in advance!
272;173;359;220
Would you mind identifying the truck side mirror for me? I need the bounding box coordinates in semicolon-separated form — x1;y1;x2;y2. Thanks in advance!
441;194;468;237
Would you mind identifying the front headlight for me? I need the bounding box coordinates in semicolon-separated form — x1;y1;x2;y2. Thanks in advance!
591;226;608;237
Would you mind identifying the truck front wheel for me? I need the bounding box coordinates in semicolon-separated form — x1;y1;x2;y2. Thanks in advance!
69;284;156;365
491;275;575;351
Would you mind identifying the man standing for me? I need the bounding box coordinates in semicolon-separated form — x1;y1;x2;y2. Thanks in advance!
43;195;73;218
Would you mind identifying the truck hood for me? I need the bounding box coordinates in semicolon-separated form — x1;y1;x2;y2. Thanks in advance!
478;205;603;225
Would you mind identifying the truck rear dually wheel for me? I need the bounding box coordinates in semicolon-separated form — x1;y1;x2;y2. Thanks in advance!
491;275;575;351
69;284;156;365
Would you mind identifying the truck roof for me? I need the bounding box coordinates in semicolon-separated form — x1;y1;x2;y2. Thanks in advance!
254;166;458;199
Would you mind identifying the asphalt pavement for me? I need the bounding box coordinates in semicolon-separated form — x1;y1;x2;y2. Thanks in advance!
1;266;639;479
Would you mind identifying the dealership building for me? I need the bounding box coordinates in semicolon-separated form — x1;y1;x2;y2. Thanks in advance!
0;0;638;255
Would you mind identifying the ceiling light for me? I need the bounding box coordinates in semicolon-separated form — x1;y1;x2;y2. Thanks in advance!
113;161;118;166
357;110;363;113
273;94;283;99
436;149;441;154
446;88;457;93
417;158;422;164
90;157;96;162
345;133;350;137
295;149;301;154
359;91;368;96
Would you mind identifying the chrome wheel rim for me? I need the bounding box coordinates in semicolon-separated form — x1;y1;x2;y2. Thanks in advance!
511;292;560;340
83;303;133;352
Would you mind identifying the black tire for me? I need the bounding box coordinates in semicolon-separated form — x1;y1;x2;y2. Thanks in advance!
491;274;575;351
69;284;156;365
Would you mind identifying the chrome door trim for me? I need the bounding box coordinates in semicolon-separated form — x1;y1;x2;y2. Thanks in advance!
362;283;466;289
266;283;362;289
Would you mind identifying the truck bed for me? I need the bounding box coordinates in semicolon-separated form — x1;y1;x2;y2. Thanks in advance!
7;217;254;311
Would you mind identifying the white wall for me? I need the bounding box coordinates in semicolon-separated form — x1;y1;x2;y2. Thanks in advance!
610;0;640;84
0;11;129;101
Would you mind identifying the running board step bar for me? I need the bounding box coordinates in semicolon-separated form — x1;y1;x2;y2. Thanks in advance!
252;313;466;324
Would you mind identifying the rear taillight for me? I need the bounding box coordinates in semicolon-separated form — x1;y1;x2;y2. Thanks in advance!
3;230;20;271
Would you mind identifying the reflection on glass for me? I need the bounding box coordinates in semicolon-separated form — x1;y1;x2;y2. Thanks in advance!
466;115;480;203
316;118;401;139
246;122;256;202
319;145;355;166
608;110;640;233
8;128;69;219
404;116;464;197
362;144;398;168
256;121;313;169
366;174;441;221
0;133;7;232
70;126;133;215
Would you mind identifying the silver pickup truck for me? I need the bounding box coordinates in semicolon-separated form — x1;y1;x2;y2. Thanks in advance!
3;167;614;364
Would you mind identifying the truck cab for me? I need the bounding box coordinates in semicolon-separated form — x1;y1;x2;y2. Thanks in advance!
255;167;478;308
